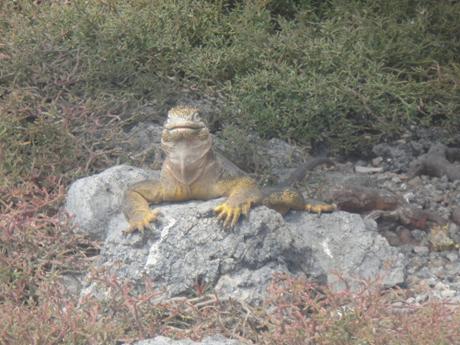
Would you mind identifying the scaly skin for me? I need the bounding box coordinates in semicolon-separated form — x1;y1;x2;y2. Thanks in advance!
122;106;334;234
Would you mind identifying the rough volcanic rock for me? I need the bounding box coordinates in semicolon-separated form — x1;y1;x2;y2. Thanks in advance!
65;165;159;240
66;165;405;303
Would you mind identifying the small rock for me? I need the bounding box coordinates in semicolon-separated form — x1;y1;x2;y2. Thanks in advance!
432;268;448;280
355;166;383;174
426;277;438;287
398;227;413;245
405;297;416;304
391;176;401;183
444;262;460;277
445;252;458;262
440;175;449;183
449;223;460;242
133;335;243;345
440;289;457;299
411;229;427;242
410;141;424;155
405;275;420;288
59;274;83;298
409;255;427;268
433;194;444;203
372;157;383;166
429;225;457;251
416;267;433;279
382;230;400;246
415;294;429;303
429;255;445;268
407;176;422;187
434;281;449;291
413;246;429;255
392;301;404;308
403;192;415;203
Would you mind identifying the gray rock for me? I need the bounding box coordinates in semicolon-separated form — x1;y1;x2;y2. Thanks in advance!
263;138;306;170
448;222;460;243
413;246;429;255
133;335;241;345
372;157;383;166
355;166;383;174
416;267;434;279
439;289;457;299
68;165;405;304
415;293;429;303
65;165;159;239
405;297;416;304
97;200;326;302
445;251;459;262
124;122;164;168
411;229;427;242
372;142;416;172
289;213;405;291
127;122;163;153
444;261;460;278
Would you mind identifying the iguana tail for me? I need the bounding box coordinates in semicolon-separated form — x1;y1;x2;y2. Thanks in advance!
278;157;334;187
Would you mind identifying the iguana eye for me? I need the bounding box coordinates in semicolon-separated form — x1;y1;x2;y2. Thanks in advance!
192;112;200;122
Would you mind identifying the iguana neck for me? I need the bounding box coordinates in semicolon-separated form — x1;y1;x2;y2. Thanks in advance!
161;135;215;186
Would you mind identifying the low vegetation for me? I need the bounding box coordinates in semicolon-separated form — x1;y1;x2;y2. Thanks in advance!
1;0;460;343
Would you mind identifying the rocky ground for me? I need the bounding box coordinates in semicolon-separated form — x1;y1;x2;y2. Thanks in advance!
65;108;460;344
116;117;460;304
353;131;460;303
80;115;460;302
261;128;460;304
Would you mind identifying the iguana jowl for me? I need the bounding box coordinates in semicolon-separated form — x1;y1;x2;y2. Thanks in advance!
123;106;335;233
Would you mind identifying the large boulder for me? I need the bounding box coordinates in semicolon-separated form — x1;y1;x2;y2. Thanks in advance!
66;165;405;303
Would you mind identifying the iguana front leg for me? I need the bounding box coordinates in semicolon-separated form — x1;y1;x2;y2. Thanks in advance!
122;180;164;234
212;177;262;228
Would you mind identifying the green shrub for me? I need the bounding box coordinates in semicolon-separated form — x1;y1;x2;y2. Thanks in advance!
1;0;459;182
227;0;460;152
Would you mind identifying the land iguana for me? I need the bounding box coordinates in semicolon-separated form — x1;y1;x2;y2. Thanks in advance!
122;106;335;234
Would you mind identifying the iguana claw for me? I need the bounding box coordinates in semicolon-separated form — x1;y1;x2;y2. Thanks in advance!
214;202;251;228
123;209;160;235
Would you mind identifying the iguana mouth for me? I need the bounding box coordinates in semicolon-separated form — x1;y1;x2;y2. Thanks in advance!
162;121;210;144
168;125;202;130
165;122;205;131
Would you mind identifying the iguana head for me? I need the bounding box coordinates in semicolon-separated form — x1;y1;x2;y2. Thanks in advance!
162;106;210;143
161;106;214;185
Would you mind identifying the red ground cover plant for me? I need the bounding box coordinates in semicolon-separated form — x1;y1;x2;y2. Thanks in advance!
263;273;460;345
1;177;460;344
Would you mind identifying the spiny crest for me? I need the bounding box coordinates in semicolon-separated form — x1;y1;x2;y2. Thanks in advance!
168;106;200;118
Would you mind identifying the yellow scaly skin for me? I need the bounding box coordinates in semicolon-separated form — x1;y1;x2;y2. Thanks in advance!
122;106;334;234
